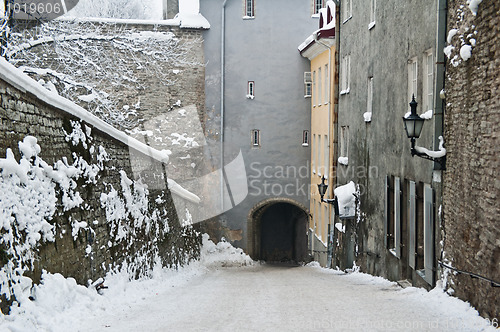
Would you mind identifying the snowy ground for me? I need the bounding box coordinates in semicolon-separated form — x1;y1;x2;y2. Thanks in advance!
0;236;495;332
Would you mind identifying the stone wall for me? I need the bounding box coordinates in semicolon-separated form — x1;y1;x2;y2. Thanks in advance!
0;70;201;314
443;0;499;319
8;20;209;188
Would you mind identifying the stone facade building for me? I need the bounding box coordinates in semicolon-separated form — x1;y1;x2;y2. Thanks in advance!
442;0;499;319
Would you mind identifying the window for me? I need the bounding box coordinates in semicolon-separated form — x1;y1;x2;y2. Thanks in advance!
318;67;322;106
251;129;260;146
343;0;352;22
423;51;434;112
384;175;401;257
316;134;322;176
365;76;373;122
302;130;309;146
247;81;255;99
369;0;376;29
422;184;434;284
244;0;254;18
323;204;328;243
314;0;324;15
324;64;329;104
408;57;418;103
313;71;316;106
304;72;312;98
323;135;329;177
408;181;417;269
339;126;349;165
312;134;316;173
341;56;350;94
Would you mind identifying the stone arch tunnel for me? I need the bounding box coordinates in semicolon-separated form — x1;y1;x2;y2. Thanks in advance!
247;198;308;263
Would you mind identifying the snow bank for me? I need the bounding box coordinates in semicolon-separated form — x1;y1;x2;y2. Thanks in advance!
0;233;253;330
200;234;254;268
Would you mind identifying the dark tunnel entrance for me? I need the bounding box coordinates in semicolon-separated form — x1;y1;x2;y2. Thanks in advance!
248;200;308;263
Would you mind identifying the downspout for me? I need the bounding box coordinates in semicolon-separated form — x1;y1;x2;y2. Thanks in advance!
434;0;447;171
221;0;228;212
435;0;447;286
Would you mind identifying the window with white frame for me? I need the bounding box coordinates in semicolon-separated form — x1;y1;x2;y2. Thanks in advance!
323;135;329;177
318;67;322;106
365;76;373;122
251;129;260;147
303;130;309;146
369;0;376;29
304;72;312;98
313;71;317;106
423;50;434;112
244;0;254;18
343;0;352;22
339;126;349;165
317;134;322;176
324;64;329;104
323;204;328;242
314;0;324;15
341;55;350;95
408;57;418;104
312;134;316;173
247;81;255;99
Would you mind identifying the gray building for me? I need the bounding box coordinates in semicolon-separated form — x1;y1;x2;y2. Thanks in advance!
335;0;446;288
200;0;318;261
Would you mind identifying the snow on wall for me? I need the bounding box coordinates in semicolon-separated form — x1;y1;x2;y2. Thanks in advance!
444;0;481;67
0;57;199;204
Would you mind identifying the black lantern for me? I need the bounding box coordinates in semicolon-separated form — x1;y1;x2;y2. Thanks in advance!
317;176;339;215
403;95;425;139
317;176;328;201
402;95;446;169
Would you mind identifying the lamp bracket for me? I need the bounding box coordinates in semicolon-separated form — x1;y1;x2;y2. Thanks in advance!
411;148;446;169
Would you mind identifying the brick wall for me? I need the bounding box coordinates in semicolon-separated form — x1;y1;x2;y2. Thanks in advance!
443;0;500;319
0;73;201;314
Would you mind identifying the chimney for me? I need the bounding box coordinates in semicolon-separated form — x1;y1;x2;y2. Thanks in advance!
163;0;179;19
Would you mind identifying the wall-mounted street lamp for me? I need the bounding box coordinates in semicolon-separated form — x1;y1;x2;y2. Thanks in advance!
403;95;446;169
317;176;339;215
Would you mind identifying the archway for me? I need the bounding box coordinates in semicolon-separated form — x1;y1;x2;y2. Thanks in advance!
247;198;308;262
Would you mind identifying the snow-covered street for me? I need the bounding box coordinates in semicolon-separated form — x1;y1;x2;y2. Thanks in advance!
1;236;495;332
80;264;495;332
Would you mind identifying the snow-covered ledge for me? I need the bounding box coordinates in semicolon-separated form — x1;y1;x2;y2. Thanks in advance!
0;57;200;204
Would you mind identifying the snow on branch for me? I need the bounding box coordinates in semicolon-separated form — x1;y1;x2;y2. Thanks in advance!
414;136;447;158
5;20;203;130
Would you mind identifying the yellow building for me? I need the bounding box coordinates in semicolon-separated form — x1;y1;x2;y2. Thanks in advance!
299;2;337;266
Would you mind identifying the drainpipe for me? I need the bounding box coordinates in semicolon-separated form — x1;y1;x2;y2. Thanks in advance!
220;0;228;212
434;0;447;285
434;0;446;171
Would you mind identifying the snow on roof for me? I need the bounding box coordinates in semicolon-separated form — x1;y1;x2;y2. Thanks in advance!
176;13;210;29
175;0;210;29
0;57;200;204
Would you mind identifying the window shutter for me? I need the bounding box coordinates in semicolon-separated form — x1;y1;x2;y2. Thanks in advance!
394;177;401;258
408;181;416;269
423;184;434;284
